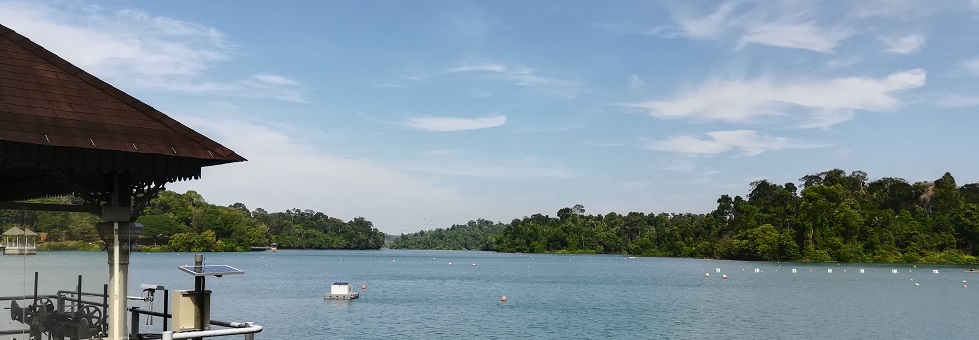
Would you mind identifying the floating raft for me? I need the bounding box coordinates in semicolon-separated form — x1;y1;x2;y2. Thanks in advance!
325;282;360;300
325;292;359;300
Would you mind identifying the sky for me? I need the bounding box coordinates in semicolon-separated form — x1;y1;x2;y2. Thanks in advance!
3;0;979;234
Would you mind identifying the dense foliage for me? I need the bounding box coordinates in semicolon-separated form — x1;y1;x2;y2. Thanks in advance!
0;190;384;252
389;219;504;250
395;170;979;264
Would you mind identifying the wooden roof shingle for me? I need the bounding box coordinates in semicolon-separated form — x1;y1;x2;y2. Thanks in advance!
0;23;245;165
0;23;246;202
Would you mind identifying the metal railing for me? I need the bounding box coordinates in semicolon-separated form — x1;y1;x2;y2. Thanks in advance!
130;307;262;339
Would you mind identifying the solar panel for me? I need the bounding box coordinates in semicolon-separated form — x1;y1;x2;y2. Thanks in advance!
178;264;244;277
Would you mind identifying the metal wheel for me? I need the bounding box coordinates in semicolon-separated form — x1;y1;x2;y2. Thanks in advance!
33;298;53;312
81;305;103;328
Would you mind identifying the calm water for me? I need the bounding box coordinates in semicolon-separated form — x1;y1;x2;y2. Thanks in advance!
3;249;979;339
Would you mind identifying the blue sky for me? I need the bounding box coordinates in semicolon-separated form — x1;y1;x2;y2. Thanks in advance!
4;0;979;234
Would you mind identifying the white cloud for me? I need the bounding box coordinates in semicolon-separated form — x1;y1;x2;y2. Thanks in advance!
740;22;850;53
0;3;228;77
448;62;507;73
625;69;926;128
628;74;645;91
165;116;491;233
962;57;979;74
848;0;914;18
931;93;979;107
660;2;851;53
250;74;300;86
883;34;925;54
406;115;507;131
0;2;306;102
673;2;738;38
446;61;580;97
827;57;861;69
396;158;574;179
641;130;801;156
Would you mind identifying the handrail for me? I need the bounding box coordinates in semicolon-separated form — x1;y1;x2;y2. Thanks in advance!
130;307;262;339
161;322;262;340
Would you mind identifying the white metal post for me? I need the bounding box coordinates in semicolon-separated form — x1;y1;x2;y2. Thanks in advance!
111;221;123;340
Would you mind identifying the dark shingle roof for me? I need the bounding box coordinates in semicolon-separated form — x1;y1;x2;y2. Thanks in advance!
0;23;246;202
0;23;245;164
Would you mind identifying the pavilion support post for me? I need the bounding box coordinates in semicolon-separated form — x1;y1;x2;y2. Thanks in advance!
96;174;138;340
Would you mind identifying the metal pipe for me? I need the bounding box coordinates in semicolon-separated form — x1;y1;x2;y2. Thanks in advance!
111;220;122;340
32;271;38;304
195;254;205;291
161;323;262;340
76;274;83;313
130;307;140;339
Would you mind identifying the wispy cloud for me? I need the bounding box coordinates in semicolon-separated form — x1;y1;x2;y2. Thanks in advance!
396;158;575;179
628;74;645;91
883;34;925;54
931;93;979;107
448;62;507;73
641;130;813;156
0;2;306;102
445;61;580;97
165;115;491;231
584;142;626;147
962;57;979;74
672;2;738;38
739;22;850;53
406;115;507;131
623;69;926;128
658;2;850;53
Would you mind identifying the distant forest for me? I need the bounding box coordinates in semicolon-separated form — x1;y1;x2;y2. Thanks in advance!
0;190;384;252
6;169;979;264
391;169;979;264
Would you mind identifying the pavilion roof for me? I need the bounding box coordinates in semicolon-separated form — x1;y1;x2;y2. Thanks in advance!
0;23;246;202
3;226;36;236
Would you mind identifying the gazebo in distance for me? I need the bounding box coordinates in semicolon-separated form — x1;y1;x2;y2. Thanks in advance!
1;226;37;255
0;22;246;339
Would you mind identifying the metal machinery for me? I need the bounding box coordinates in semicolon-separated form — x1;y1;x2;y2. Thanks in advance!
4;273;108;339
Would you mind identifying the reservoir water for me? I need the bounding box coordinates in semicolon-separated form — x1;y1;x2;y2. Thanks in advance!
3;249;979;339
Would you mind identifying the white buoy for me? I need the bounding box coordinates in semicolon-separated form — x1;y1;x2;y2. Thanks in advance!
860;269;865;274
722;274;728;279
828;269;833;273
933;269;939;274
791;268;797;273
448;262;452;266
706;272;710;277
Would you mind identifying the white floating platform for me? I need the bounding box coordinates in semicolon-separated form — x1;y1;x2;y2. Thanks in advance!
325;292;360;300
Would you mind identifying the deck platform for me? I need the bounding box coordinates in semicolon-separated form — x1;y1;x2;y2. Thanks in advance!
325;292;360;300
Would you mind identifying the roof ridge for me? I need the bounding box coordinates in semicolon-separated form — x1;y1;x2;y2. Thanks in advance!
0;23;245;162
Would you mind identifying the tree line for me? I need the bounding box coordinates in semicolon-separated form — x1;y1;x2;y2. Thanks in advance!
0;190;384;252
393;170;979;264
389;219;504;250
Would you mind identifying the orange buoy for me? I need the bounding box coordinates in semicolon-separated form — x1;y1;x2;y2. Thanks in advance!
501;295;507;302
361;285;367;290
